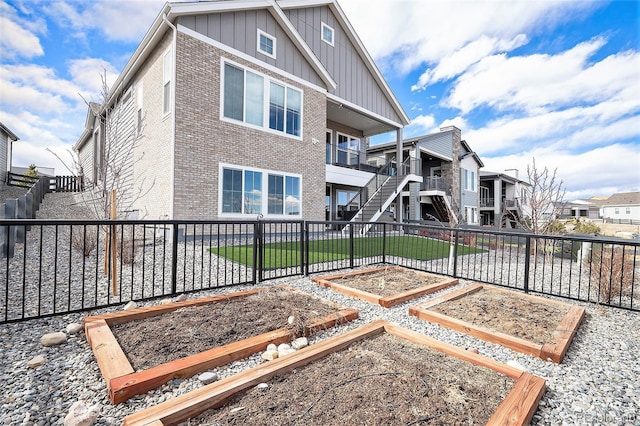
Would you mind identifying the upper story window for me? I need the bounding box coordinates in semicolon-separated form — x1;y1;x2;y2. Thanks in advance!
257;30;276;58
136;83;144;134
222;61;302;138
463;169;477;192
321;22;334;46
162;48;172;115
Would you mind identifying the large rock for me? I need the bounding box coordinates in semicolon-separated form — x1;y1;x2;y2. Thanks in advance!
40;332;67;347
27;355;45;368
123;301;137;310
261;350;279;361
63;401;99;426
66;323;83;335
198;372;218;385
291;337;308;350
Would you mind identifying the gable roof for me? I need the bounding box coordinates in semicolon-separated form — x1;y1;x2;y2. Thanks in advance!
459;140;484;168
0;122;19;142
603;192;640;206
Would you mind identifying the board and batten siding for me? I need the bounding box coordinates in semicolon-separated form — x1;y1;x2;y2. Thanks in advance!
285;6;404;125
0;131;8;180
178;10;325;88
417;131;454;160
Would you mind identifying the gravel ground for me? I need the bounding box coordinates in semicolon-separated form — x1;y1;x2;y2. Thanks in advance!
0;193;638;425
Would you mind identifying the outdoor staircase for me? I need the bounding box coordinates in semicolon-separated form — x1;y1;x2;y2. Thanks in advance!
343;157;422;236
432;194;458;225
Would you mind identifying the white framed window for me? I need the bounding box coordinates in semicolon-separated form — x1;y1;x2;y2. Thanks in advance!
465;206;478;224
162;48;172;115
222;60;303;138
321;22;334;46
626;207;631;214
257;29;276;58
220;164;301;217
463;169;476;192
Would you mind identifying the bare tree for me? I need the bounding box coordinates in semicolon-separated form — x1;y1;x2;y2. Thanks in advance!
518;158;566;264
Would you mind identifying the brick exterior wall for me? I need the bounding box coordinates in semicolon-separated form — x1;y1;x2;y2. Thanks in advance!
172;30;326;221
131;31;174;219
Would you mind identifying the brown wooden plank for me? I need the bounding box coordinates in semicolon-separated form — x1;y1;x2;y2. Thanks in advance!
409;308;543;358
314;280;382;305
380;278;458;308
408;282;483;311
84;319;134;384
110;328;293;404
383;322;524;379
108;307;359;404
310;266;391;284
84;288;266;325
123;321;388;426
540;305;586;363
488;372;546;425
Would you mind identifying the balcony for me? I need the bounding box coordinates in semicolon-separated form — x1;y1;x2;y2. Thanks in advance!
480;198;518;209
421;176;449;193
326;145;379;172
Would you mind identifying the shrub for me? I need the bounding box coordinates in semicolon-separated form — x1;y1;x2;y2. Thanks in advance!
71;225;98;257
585;244;635;304
573;220;600;235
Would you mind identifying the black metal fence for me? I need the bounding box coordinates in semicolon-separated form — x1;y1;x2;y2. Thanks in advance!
0;219;638;323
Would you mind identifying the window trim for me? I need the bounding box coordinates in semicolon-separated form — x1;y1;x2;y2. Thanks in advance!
220;59;303;140
218;163;302;218
321;22;334;46
257;29;276;59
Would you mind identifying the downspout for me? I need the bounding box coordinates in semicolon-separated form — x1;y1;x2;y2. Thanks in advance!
162;14;177;220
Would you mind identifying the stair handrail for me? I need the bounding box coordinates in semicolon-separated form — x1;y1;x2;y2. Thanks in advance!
342;156;396;215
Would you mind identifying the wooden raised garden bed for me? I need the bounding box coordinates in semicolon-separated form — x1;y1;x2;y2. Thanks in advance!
84;286;358;404
409;283;585;363
311;266;458;307
123;319;546;426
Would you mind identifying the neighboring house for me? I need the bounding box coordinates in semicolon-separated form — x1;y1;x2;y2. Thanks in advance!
600;192;640;222
11;166;55;177
0;122;19;184
479;169;530;228
559;198;603;220
366;126;483;225
74;0;409;221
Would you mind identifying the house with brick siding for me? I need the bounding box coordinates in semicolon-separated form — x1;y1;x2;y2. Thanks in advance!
74;0;410;221
366;126;483;225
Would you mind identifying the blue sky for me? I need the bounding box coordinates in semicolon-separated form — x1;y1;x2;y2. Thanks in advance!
0;0;638;200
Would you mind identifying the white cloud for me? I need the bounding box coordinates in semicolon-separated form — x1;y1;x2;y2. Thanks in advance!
0;13;44;59
445;38;639;114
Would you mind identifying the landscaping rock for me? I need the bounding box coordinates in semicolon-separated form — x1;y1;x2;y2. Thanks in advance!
27;355;45;368
256;383;269;389
123;301;137;311
40;332;66;347
291;337;308;350
287;315;296;325
261;350;279;361
277;343;291;352
266;343;277;351
160;298;172;305
175;294;188;302
66;323;83;335
198;372;218;385
63;401;99;426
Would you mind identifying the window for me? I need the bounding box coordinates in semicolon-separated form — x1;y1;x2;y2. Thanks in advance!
337;133;360;166
257;30;276;58
615;208;620;214
465;206;478;224
223;61;302;137
626;207;631;214
136;83;143;134
162;49;172;115
221;165;301;217
463;169;476;192
321;22;334;46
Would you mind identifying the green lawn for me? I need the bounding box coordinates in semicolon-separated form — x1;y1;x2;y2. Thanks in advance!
210;235;483;269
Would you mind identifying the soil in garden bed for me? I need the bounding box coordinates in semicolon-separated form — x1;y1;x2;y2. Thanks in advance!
110;287;347;371
186;333;516;425
431;289;569;345
331;267;446;297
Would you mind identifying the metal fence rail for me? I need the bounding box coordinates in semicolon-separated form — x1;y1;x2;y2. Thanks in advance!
1;219;638;323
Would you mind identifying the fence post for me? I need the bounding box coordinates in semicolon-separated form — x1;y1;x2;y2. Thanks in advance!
299;221;305;276
349;224;354;269
170;222;179;295
523;236;531;293
16;195;26;243
4;200;16;259
257;221;264;283
304;221;310;276
451;229;459;277
382;223;386;264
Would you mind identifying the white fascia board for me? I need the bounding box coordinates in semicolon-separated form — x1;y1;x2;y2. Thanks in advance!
326;164;374;187
327;93;404;129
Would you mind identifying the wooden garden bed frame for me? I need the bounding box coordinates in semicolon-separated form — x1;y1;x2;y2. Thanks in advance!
123;319;546;426
84;287;358;404
409;283;586;363
311;266;458;308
